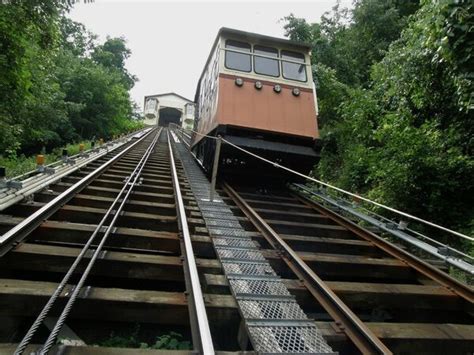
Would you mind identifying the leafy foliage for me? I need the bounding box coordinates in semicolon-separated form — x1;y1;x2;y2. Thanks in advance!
98;325;191;350
0;2;141;161
144;332;191;350
284;0;474;238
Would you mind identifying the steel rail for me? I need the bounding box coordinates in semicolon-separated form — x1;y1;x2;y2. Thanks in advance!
172;125;473;243
14;129;161;355
1;128;149;184
40;130;160;354
294;183;474;273
167;130;215;355
0;141;127;211
292;190;474;303
223;182;393;355
0;128;155;257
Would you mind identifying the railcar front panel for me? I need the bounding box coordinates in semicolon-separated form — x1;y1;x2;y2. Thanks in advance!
216;74;318;140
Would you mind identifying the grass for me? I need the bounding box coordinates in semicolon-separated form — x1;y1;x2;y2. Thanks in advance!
0;140;97;178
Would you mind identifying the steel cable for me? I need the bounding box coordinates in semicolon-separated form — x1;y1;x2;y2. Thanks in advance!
171;124;473;242
14;130;160;354
40;131;160;354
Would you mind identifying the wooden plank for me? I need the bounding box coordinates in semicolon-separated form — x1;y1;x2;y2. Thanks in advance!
32;220;181;254
79;167;172;181
261;249;414;281
232;191;296;202
30;220;215;257
99;173;174;186
52;205;178;232
204;274;464;312
254;207;333;224
0;344;254;354
256;233;380;256
0;278;237;325
88;178;176;193
1;243;221;282
367;322;474;354
265;219;354;239
245;198;314;213
79;185;192;203
71;194;177;215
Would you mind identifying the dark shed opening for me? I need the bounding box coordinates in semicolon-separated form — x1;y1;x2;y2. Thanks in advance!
158;107;182;127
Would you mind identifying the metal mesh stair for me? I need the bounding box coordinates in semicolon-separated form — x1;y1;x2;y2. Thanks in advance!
174;140;335;354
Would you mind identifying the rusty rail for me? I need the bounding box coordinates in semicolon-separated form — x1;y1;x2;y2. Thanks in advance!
292;190;474;303
223;182;392;355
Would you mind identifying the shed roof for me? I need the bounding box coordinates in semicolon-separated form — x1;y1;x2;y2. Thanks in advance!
144;92;194;103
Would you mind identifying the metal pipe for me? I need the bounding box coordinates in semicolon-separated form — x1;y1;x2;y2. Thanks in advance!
167;131;214;355
294;183;474;272
0;140;128;211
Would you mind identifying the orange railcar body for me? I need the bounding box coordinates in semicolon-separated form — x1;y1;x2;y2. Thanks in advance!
216;74;318;140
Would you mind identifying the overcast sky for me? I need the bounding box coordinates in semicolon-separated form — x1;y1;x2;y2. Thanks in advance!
69;0;351;109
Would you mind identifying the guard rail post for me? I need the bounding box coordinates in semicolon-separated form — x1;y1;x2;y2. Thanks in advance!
209;136;222;202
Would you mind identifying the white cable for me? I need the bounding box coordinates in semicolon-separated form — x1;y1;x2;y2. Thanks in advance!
173;126;474;242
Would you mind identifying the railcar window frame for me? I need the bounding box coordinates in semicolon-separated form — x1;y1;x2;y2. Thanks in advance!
224;40;252;73
253;45;280;78
281;50;307;82
222;39;309;83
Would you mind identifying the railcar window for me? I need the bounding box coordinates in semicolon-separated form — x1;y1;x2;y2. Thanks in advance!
225;40;251;72
281;50;307;82
253;45;279;77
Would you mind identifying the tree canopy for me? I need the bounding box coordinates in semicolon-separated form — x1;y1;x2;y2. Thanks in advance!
0;1;141;157
283;0;473;238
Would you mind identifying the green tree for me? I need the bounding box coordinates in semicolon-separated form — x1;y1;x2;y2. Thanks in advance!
0;1;69;154
317;0;474;235
0;3;140;159
92;37;137;90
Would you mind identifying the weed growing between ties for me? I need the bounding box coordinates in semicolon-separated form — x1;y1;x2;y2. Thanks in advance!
96;324;192;350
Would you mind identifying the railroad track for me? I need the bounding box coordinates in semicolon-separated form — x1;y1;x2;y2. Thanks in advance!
220;183;474;354
0;128;215;354
174;126;473;354
0;127;472;354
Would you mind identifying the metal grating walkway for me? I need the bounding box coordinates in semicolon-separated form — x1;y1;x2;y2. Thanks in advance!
173;138;335;354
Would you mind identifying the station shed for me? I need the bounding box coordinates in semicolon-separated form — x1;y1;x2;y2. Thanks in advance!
143;92;195;129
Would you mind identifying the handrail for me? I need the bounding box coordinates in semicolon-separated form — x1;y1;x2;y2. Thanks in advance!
171;125;473;243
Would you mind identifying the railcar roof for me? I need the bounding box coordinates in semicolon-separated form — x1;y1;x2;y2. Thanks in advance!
219;27;312;50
